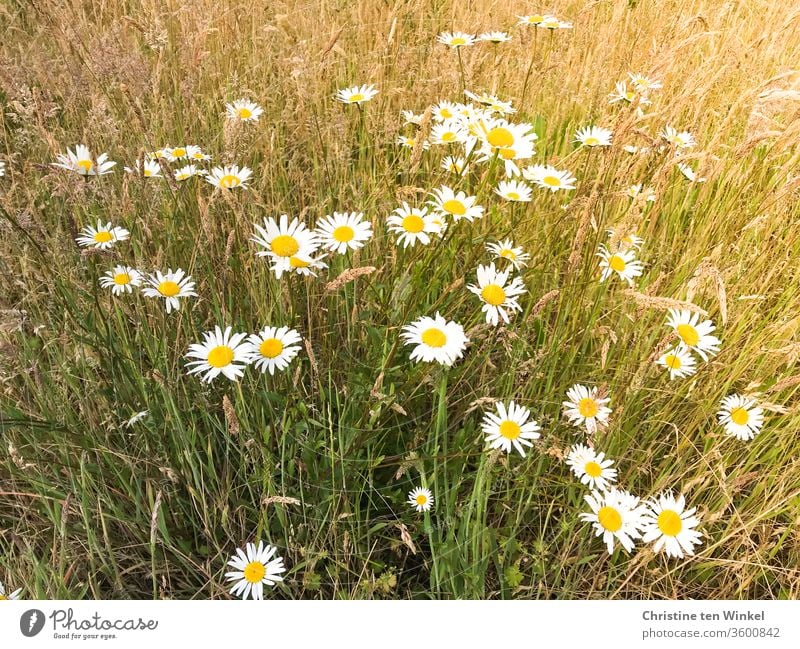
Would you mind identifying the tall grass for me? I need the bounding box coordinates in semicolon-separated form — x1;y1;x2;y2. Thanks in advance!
1;0;800;599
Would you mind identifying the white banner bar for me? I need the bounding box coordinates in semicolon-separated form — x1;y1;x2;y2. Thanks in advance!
1;600;798;647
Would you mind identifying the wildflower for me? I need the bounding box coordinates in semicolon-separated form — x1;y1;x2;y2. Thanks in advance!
335;84;378;105
185;326;251;383
717;394;764;441
475;118;537;175
436;31;476;48
314;211;372;255
479;31;511;43
581;488;648;554
665;309;721;360
206;165;252;189
386;203;442;248
396;135;429;150
608;81;651;105
53;144;116;176
486;239;530;269
656;347;697;380
407;487;433;512
566;443;618;491
252;215;318;279
165;145;202;161
430;119;469;145
523;164;577;192
76;221;130;250
0;581;22;600
494;179;532;202
642;492;702;558
467;262;526;326
141;268;197;313
481;400;541;457
441;155;468;174
99;265;141;295
517;15;545;27
431;100;459;122
275;252;328;278
225;541;286;600
428;185;484;222
629;73;662;93
401;110;424;126
597;244;644;286
464;90;516;115
401;313;468;366
625;184;656;202
677;162;706;183
246;326;303;375
226;99;263;122
661;125;695;149
605;229;644;251
174;164;207;181
563;384;611;434
574;126;613;148
540;15;573;29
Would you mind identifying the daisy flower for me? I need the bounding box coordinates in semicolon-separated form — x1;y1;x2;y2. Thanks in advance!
596;244;644;286
396;135;429;150
187;146;211;162
252;214;318;279
661;125;695;149
486;239;530;269
386;203;442;248
574;126;613;148
608;81;651;105
141;268;197;313
124;159;162;178
431;100;459;122
225;541;286;600
226;99;264;122
476;118;537;175
677;162;706;183
464;90;516;115
76;221;130;250
518;14;545;27
99;265;141;295
401;313;468;366
314;211;372;255
53;144;116;176
407;486;433;512
495;179;532;202
605;229;644;251
0;581;22;600
481;400;541;457
656;346;697;380
665;309;721;361
441;155;468;174
467;262;526;326
479;31;511;43
523;164;577;192
428;185;484;222
246;326;303;375
206;165;252;190
401;110;424;126
174;164;207;181
642;492;702;558
717;394;764;441
566;443;618;491
275;251;329;278
436;31;476;48
563;384;612;434
335;84;378;105
165;145;197;161
430;119;468;145
581;488;647;554
629;73;662;93
147;148;170;161
625;184;656;202
185;326;251;383
540;15;572;29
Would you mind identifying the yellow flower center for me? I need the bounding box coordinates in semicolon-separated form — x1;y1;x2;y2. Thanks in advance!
450;37;466;46
585;136;600;146
192;153;204;159
442;199;466;216
657;510;683;536
0;595;7;600
402;215;424;233
77;159;94;172
157;280;180;297
499;147;516;160
577;397;599;418
527;15;544;23
415;494;427;505
219;174;241;188
259;338;284;359
598;506;622;532
441;131;457;142
348;93;364;102
585;461;603;478
499;249;516;260
487;126;514;148
481;284;506;306
730;407;749;426
664;354;682;369
676;323;700;347
113;273;130;285
498;420;521;440
421;327;446;348
172;148;186;157
94;231;113;243
625;91;635;100
271;234;300;257
542;175;561;187
507;191;520;200
290;256;310;268
440;108;453;119
207;345;234;368
609;255;626;272
243;561;266;584
237;107;252;119
332;225;355;243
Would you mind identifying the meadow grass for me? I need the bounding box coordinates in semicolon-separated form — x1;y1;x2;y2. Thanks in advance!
1;0;800;599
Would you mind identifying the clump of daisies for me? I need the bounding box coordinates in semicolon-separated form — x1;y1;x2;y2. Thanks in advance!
655;309;721;380
225;541;286;600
